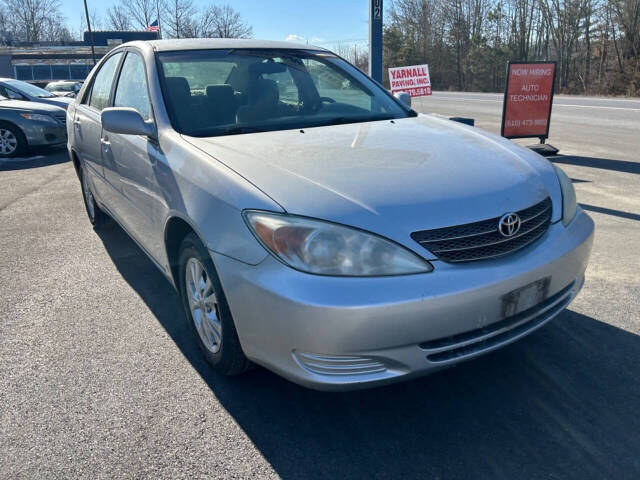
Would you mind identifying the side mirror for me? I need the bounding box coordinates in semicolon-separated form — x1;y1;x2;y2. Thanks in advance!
102;107;155;137
394;91;411;107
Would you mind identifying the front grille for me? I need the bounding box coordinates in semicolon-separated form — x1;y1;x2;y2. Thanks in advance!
419;280;575;363
411;197;552;262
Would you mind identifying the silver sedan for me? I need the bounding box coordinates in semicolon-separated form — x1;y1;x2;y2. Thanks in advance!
67;39;594;390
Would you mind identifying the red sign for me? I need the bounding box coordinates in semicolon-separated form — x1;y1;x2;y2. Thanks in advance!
501;62;556;139
388;64;432;97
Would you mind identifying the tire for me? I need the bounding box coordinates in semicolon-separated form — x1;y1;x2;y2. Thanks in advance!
0;122;27;158
178;232;252;375
79;162;110;228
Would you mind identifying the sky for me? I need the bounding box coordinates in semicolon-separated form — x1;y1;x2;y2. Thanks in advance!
62;0;371;47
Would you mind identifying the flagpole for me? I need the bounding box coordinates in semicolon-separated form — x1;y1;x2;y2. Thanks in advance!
156;0;162;39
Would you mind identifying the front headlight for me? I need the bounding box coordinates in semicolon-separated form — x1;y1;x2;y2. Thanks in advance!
19;113;58;124
554;165;577;226
244;211;434;276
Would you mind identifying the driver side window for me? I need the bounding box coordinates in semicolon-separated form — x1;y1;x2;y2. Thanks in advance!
113;52;152;120
0;86;24;100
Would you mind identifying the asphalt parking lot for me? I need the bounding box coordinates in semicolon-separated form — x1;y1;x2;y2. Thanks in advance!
1;94;639;479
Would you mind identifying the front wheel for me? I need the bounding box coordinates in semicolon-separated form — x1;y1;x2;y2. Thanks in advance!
178;232;251;375
0;123;26;158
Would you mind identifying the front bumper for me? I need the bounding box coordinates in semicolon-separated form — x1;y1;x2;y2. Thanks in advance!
213;209;594;390
23;122;67;147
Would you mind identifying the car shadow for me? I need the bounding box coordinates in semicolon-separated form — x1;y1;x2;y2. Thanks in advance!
96;223;640;480
580;203;640;222
551;154;640;175
0;145;68;171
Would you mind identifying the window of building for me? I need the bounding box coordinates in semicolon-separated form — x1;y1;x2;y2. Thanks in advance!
51;65;71;80
32;65;52;81
14;65;33;81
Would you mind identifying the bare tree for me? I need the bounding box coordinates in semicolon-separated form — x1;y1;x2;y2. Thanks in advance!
164;0;197;38
386;0;639;95
199;4;253;38
107;4;133;31
2;0;65;42
0;6;17;44
111;0;157;30
540;0;588;88
80;8;103;32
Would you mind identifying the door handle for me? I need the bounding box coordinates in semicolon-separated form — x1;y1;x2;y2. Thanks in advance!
100;136;111;153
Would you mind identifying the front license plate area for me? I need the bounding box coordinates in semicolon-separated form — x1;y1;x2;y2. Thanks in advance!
501;277;550;318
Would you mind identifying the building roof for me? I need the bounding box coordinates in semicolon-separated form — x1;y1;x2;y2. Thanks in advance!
147;38;328;52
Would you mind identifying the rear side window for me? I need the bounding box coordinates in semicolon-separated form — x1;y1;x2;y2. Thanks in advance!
114;53;152;120
88;53;123;111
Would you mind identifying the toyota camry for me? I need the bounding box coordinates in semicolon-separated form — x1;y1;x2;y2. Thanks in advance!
67;39;594;390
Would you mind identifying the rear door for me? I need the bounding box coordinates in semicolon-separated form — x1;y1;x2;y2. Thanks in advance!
72;52;123;203
106;50;166;261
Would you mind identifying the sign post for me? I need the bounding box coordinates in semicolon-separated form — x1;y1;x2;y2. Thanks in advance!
369;0;383;83
501;61;556;145
388;64;432;98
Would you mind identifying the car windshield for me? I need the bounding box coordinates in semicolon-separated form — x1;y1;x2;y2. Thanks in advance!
47;83;75;92
157;49;412;137
6;79;55;98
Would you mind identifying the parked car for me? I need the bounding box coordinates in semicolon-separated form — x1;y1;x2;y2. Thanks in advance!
45;80;83;98
0;78;73;109
68;39;594;390
0;95;66;157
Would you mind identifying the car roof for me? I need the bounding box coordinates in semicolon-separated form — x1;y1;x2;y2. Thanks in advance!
141;38;328;52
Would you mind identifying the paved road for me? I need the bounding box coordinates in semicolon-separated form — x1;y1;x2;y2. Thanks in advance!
1;93;639;479
414;92;640;162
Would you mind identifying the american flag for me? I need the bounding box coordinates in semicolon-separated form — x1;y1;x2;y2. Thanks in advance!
146;20;159;32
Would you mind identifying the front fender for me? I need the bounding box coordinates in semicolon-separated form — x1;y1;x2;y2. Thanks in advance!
158;131;281;266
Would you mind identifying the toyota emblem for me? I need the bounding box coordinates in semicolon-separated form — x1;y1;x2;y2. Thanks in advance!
498;213;521;237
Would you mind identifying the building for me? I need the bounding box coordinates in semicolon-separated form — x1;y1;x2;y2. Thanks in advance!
0;31;159;86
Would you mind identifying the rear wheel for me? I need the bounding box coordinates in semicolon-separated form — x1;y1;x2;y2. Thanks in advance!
0;123;26;158
80;163;110;228
178;232;251;375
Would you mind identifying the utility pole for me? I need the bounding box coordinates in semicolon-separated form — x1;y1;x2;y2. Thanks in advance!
83;0;97;65
369;0;383;82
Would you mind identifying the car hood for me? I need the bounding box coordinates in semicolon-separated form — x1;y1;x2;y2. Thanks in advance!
35;96;73;108
184;114;562;257
49;90;74;97
0;99;66;113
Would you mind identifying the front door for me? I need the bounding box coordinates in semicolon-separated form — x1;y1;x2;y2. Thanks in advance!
106;51;167;263
73;52;124;206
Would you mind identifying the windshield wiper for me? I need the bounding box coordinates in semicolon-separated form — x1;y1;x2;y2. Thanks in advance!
222;126;267;135
314;115;395;128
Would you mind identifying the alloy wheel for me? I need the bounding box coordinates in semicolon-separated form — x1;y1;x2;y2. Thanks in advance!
0;129;18;155
186;257;222;353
